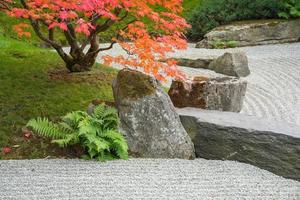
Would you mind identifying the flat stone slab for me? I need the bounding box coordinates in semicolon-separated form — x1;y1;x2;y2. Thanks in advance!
0;159;299;199
196;19;300;48
178;108;300;181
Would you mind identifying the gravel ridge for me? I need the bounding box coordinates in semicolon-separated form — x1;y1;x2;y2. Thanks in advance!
0;158;299;199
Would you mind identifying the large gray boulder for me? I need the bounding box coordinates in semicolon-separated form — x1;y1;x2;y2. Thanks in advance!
208;52;250;77
168;77;247;112
196;19;300;48
178;108;300;181
113;69;195;159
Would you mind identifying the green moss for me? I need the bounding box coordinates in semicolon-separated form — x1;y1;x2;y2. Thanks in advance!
211;40;239;49
117;70;156;100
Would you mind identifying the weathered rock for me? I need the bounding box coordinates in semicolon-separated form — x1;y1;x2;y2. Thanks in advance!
174;58;214;69
113;69;195;159
196;19;300;48
208;52;250;77
178;107;300;181
168;77;247;112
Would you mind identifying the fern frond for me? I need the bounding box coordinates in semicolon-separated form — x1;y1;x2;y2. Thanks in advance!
52;133;78;147
27;118;67;139
62;111;88;129
101;107;118;118
78;124;97;136
102;129;125;141
97;152;116;161
84;134;110;151
92;104;106;118
102;118;119;130
103;130;128;160
111;141;129;160
59;122;75;133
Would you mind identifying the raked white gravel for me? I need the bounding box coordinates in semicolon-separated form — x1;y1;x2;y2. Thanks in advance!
0;158;299;199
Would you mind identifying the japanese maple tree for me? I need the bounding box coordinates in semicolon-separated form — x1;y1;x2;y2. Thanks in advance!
3;0;189;80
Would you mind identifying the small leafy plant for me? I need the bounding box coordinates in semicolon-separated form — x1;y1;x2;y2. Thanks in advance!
27;104;128;161
211;40;239;49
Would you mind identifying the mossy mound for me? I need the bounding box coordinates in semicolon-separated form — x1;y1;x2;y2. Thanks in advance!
116;69;156;100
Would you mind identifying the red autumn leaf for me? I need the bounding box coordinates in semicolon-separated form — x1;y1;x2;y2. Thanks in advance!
3;147;12;154
24;132;32;138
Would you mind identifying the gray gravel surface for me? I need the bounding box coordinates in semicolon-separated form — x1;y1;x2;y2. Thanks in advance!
171;43;300;125
0;158;299;199
67;42;300;125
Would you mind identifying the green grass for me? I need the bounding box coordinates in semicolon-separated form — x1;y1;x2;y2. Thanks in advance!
0;36;117;159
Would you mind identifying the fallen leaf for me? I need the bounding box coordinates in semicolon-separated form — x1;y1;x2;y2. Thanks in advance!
3;147;12;154
12;145;20;148
24;132;31;138
22;128;32;138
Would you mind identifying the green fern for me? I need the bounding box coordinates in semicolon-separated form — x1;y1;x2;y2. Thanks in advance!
27;118;68;139
27;104;128;161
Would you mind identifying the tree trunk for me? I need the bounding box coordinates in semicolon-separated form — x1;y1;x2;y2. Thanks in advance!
64;35;100;73
65;53;98;72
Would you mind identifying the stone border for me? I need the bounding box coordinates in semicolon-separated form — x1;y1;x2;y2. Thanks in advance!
178;108;300;181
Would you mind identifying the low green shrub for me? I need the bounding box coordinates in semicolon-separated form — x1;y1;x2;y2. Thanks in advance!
211;40;239;49
27;104;128;161
187;0;299;41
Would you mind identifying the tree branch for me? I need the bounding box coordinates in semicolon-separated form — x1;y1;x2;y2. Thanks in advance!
19;0;72;63
0;0;10;11
80;10;127;50
48;28;54;41
86;18;136;56
63;25;82;59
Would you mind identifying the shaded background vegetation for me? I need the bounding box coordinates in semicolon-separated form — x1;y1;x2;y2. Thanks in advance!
187;0;300;41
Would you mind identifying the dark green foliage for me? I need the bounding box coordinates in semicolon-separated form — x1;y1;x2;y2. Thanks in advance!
27;104;128;161
279;0;300;19
187;0;299;41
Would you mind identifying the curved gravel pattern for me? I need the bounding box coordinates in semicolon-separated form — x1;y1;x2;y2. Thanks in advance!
171;43;300;125
0;158;299;199
86;42;300;125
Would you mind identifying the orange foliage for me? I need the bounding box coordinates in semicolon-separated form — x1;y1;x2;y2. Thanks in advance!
5;0;189;80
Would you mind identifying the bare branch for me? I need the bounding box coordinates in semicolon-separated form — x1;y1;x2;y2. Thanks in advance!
19;0;72;63
81;10;128;50
0;0;10;11
86;18;136;56
48;28;54;41
91;41;116;55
